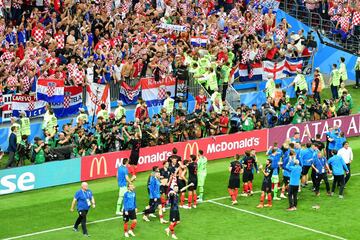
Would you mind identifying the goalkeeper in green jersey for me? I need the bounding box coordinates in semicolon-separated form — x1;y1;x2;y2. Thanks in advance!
197;150;208;202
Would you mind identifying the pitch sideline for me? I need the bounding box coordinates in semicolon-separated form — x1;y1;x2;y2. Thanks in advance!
4;173;359;240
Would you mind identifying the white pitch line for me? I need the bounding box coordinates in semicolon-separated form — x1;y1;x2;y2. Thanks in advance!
208;200;347;240
4;173;359;240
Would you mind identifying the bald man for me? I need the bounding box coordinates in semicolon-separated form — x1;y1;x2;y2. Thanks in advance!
71;182;96;237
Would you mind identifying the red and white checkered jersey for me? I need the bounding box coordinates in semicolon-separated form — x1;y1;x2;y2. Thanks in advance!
352;11;360;27
20;75;31;93
240;48;250;64
338;16;350;31
7;76;18;91
275;28;286;43
54;33;65;49
32;27;45;43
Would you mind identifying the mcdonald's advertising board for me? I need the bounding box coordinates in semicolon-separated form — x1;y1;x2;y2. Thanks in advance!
80;129;268;181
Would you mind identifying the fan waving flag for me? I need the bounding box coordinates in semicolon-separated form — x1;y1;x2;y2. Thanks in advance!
283;58;303;76
141;76;176;106
36;78;65;103
120;81;141;105
51;86;83;117
86;83;110;115
12;94;47;118
263;60;286;80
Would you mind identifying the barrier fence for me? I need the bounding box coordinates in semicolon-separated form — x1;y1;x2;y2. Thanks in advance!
1;113;359;195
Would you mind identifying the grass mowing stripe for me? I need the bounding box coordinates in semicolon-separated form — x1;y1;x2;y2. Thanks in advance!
208;200;347;240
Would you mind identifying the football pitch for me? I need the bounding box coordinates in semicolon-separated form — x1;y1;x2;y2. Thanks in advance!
1;138;360;240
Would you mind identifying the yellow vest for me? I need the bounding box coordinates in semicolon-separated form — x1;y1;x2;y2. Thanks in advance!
339;63;348;81
77;113;88;123
295;74;307;91
331;69;341;86
164;98;175;115
115;106;126;120
20;117;31;136
97;110;109;120
46;115;58;135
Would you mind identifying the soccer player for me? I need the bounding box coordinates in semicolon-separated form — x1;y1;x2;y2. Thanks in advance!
228;154;242;205
116;158;132;215
123;184;137;238
160;161;171;212
328;150;349;198
123;124;142;179
168;147;182;163
143;169;168;223
165;185;181;240
177;161;188;208
241;150;257;196
197;150;208;202
267;144;282;200
312;151;331;196
71;182;95;237
187;155;198;208
257;158;273;208
280;143;291;199
287;156;302;211
299;143;314;187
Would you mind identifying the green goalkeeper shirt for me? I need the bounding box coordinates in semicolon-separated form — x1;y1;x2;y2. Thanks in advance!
197;156;208;174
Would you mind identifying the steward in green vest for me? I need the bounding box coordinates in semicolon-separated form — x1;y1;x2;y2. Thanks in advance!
294;71;308;95
97;103;109;121
76;108;89;124
339;57;348;83
206;67;218;94
265;75;276;98
330;64;341;99
45;110;58;135
19;111;31;137
114;100;126;120
163;91;175;115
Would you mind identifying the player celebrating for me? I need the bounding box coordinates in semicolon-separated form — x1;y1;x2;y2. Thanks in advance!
197;150;208;202
143;169;168;223
228;154;242;205
267;143;282;200
160;161;171;212
165;185;181;240
187;155;198;209
116;158;132;215
241;150;257;196
123;124;142;180
177;161;188;208
257;159;273;208
123;184;137;238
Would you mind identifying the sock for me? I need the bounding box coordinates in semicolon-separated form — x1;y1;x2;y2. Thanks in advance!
188;195;193;207
249;182;253;192
160;215;163;219
274;184;278;197
199;186;204;199
180;194;185;206
124;222;128;232
259;193;265;205
130;222;136;230
234;188;239;200
116;195;124;213
271;183;274;190
281;188;285;195
267;193;272;205
194;194;197;205
243;184;246;193
161;196;166;208
228;188;234;201
244;184;249;193
169;222;176;234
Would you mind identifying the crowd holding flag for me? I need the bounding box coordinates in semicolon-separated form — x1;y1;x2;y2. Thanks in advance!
36;79;65;103
85;83;111;116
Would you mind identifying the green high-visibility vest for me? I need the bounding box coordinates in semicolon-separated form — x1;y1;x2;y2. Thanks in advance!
339;62;348;80
228;51;235;63
11;123;21;143
221;65;231;83
164;98;175;115
332;69;341;86
77;113;88;123
20;117;31;136
97;110;109;120
295;74;307;91
207;72;218;90
115;106;126;120
266;80;275;97
46;115;58;135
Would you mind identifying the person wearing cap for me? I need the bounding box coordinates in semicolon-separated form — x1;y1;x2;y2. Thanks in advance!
10;117;21;144
329;63;341;100
312;69;322;103
354;57;360;89
114;100;126;120
339;57;348;84
76;108;89;125
288;69;308;97
163;91;175;116
5;126;18;168
19;111;31;139
286;152;302;211
265;74;275;98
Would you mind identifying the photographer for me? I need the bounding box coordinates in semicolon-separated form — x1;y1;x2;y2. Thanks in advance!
241;107;255;131
208;112;220;136
322;99;337;119
219;110;229;135
170;113;189;142
261;98;277;128
292;97;308;124
337;91;353;116
32;137;46;165
15;135;31;166
278;102;294;125
229;108;242;133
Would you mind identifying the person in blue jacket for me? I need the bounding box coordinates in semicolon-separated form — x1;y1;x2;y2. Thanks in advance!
143;169;168;224
299;143;314;187
5;126;18;168
123;183;137;238
312;151;331;196
287;154;302;211
280;143;292;199
326;126;340;158
334;132;346;151
328;150;349;199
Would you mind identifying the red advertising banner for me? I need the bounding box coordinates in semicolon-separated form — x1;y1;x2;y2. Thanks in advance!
81;129;268;181
268;114;360;147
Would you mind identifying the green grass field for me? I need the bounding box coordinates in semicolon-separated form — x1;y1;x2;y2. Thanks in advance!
1;137;360;240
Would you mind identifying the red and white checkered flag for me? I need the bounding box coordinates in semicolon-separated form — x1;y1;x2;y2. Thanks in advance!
47;82;56;97
28;101;35;111
63;91;71;108
157;85;166;100
248;67;254;79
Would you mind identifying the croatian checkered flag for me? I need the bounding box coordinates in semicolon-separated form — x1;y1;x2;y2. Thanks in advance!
157;85;166;100
63;91;71;108
46;82;56;97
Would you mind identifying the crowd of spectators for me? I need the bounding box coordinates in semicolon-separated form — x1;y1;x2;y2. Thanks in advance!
0;0;354;168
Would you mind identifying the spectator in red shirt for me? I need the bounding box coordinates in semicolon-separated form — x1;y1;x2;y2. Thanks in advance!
219;110;229;134
135;101;149;122
195;89;207;112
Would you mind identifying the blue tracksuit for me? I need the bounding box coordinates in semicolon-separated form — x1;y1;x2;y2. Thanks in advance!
313;157;327;174
328;155;348;176
268;149;282;175
299;148;314;167
327;131;337;150
123;191;137;211
334;136;346;151
289;165;302;186
282;149;291;177
148;176;161;199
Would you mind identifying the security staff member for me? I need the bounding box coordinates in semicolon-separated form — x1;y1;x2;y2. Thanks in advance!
71;182;96;237
354;58;360;89
287;69;308;97
76;108;89;125
330;64;341;100
19;111;31;138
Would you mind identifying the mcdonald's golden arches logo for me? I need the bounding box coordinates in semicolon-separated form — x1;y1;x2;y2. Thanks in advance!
90;156;108;177
183;142;199;160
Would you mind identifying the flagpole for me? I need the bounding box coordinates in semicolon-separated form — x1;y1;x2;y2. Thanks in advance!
91;86;101;128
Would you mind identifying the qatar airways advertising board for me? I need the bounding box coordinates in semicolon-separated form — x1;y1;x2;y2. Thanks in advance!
80;129;268;181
